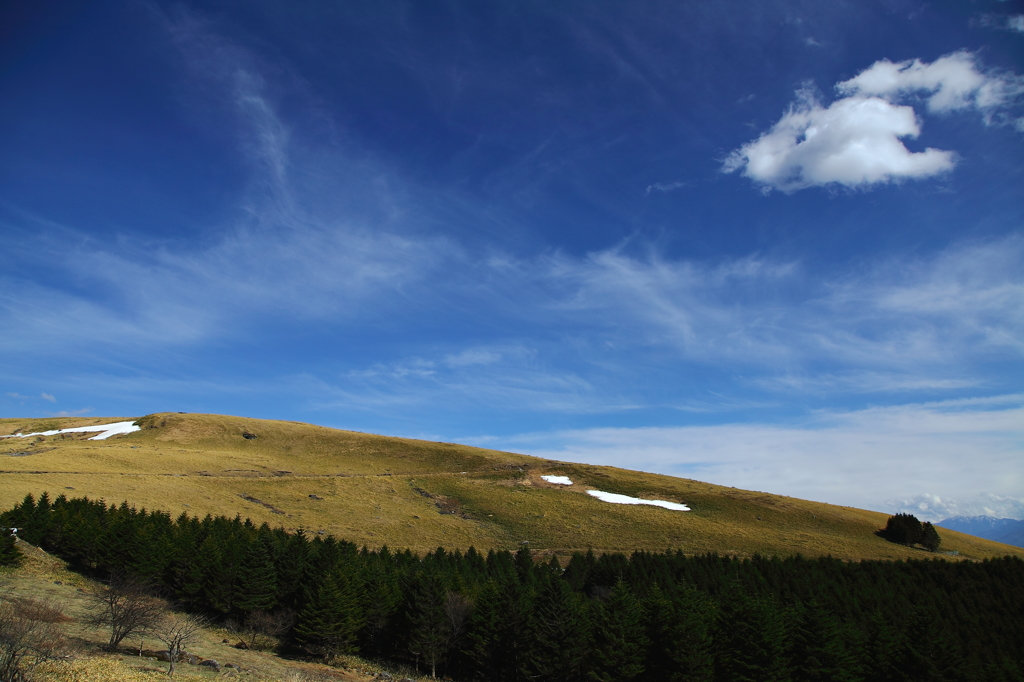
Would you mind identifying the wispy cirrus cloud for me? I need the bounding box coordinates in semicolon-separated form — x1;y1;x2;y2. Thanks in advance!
291;234;1023;418
303;343;629;417
5;392;56;403
748;372;983;395
532;235;1024;372
0;14;453;361
725;51;1024;191
644;181;686;195
48;408;93;418
978;13;1024;35
0;216;449;359
3;219;1019;408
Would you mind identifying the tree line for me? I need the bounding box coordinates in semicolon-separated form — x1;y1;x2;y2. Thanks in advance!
2;493;1023;682
879;513;942;551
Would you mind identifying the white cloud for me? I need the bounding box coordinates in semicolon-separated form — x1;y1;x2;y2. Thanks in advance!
1011;15;1024;33
40;392;56;403
497;395;1024;516
723;92;954;191
836;52;1001;113
725;51;1024;191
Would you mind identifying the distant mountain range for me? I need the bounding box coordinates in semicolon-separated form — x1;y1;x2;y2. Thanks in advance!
938;516;1024;548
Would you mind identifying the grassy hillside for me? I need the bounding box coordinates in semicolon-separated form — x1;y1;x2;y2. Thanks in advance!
2;412;1020;561
1;537;405;682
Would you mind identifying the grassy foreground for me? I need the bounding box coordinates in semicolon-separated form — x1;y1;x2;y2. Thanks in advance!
1;412;1020;560
2;538;421;682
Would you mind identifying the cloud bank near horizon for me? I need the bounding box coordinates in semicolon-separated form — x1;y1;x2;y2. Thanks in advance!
486;395;1024;519
890;492;1024;523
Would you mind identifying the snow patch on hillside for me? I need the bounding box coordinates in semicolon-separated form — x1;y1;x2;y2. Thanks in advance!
587;490;690;511
541;475;573;485
3;421;141;441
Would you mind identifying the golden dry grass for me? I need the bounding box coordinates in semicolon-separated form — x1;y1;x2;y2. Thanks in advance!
1;542;403;682
1;412;1021;561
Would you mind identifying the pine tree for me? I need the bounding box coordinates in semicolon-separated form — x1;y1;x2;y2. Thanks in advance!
276;530;311;611
235;538;278;613
881;514;924;546
714;593;790;682
194;534;234;614
359;559;402;657
863;610;902;682
789;602;862;682
895;608;968;682
644;584;714;682
920;523;941;552
588;580;648;682
0;530;20;567
527;576;591;681
465;579;533;682
406;572;452;679
294;566;365;662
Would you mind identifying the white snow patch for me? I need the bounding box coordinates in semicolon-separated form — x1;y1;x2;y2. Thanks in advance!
541;475;573;485
586;490;690;511
3;421;141;441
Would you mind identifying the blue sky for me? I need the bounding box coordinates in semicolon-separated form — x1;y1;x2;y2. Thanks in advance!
2;0;1022;520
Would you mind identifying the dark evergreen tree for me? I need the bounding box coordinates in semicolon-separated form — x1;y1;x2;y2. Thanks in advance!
235;537;278;612
275;530;311;611
294;566;365;661
0;530;20;567
863;610;902;682
881;513;924;546
921;522;941;552
527;576;591;682
895;608;968;682
195;534;234;614
588;580;648;682
643;584;714;682
359;553;402;658
405;571;453;679
789;602;862;682
563;549;596;592
465;579;533;682
714;593;790;682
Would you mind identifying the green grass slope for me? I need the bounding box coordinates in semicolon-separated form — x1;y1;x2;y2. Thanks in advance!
2;412;1021;561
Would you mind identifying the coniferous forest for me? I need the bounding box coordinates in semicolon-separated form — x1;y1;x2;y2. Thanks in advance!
3;493;1023;682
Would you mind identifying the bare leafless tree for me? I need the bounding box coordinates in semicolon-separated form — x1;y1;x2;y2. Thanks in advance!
154;613;207;677
444;592;472;650
239;609;294;652
0;589;72;682
87;576;167;651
